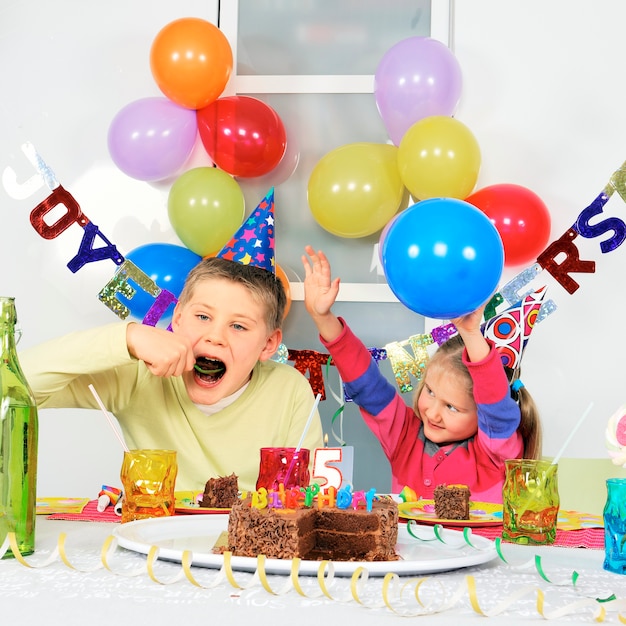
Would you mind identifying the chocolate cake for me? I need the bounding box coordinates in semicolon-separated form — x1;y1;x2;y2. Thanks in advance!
226;496;399;561
433;484;470;520
200;473;239;508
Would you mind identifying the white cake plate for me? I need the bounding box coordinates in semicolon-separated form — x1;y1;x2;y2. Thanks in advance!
113;514;498;577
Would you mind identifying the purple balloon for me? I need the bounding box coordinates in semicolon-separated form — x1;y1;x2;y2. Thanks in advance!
374;37;462;146
108;97;198;181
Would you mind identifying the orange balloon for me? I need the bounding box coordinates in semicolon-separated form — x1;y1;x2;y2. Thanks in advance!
150;18;233;109
275;264;292;319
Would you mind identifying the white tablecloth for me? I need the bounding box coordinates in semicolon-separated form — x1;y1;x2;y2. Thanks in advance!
1;517;625;625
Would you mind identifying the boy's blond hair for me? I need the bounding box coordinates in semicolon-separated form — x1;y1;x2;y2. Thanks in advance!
177;257;286;331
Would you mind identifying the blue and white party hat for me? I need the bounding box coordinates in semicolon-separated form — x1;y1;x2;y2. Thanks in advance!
217;188;275;273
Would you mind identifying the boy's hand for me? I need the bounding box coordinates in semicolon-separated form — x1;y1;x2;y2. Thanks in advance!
126;323;195;377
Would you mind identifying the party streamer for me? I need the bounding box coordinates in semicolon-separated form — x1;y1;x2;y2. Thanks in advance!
4;530;624;621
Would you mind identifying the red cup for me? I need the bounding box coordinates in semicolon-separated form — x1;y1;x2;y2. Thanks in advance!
256;447;310;491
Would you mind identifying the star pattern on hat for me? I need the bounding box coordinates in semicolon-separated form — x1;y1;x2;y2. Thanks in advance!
217;188;276;273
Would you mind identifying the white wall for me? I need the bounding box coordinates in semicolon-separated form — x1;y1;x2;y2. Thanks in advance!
1;0;624;497
0;1;219;497
453;1;626;462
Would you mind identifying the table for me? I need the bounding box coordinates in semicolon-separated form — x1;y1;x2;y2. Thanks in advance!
1;517;625;625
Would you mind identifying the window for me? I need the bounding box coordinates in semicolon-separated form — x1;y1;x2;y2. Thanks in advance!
219;1;452;301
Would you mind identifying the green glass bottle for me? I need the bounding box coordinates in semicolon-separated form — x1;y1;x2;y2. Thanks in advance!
0;296;38;557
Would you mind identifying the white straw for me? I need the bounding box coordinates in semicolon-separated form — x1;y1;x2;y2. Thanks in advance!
294;393;322;453
284;393;322;485
88;383;130;452
551;401;594;466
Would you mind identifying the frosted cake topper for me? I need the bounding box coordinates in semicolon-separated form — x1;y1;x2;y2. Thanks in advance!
217;187;275;273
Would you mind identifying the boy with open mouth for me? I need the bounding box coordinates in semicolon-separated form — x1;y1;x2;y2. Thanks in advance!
20;190;323;492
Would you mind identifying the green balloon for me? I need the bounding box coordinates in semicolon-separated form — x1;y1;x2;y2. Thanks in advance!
168;167;245;256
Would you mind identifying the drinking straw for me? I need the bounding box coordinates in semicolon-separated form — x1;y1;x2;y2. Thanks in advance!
551;401;594;467
88;383;130;452
513;401;595;516
284;393;322;485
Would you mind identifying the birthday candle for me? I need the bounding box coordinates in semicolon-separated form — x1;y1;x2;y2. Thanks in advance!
336;485;353;510
317;486;336;509
251;488;268;509
312;445;354;490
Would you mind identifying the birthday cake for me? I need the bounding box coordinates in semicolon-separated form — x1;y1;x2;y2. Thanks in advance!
200;473;239;508
226;487;399;561
433;484;470;520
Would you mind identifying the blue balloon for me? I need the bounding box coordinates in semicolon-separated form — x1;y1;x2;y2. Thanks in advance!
381;198;504;319
120;243;202;323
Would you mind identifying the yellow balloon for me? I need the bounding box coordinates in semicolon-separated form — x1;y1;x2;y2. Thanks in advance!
307;142;406;238
397;116;481;200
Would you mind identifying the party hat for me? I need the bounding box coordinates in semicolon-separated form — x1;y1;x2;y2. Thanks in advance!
217;187;276;273
482;286;547;370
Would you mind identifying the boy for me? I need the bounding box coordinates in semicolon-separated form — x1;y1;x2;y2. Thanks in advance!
21;213;323;492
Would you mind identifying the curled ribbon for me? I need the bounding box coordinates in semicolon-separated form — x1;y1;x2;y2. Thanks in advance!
3;530;625;620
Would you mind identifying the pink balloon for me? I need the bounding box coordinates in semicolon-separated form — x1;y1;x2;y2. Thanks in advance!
374;37;462;146
108;97;198;182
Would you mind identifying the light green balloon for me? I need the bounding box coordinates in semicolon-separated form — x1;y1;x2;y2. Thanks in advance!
168;167;245;256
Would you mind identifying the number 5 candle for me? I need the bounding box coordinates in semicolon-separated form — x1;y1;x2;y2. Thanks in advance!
312;436;354;491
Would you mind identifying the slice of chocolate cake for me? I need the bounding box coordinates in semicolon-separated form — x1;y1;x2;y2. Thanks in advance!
433;484;470;520
200;473;239;508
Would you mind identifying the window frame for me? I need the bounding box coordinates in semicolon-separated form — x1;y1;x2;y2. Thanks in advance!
217;0;454;303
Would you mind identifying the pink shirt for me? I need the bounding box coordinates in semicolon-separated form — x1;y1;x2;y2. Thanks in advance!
321;319;523;503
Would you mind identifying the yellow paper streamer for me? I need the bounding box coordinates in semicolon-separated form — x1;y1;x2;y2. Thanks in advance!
181;550;228;589
100;534;150;577
8;531;59;568
316;560;336;600
3;530;624;621
145;545;188;585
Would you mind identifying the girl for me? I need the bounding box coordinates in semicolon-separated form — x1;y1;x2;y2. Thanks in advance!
302;246;541;503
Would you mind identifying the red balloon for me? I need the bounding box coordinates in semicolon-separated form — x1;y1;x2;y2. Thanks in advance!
196;96;287;178
465;183;552;267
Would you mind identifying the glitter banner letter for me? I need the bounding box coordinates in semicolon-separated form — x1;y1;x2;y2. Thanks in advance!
66;221;124;273
30;186;88;239
574;192;626;253
98;260;161;319
536;228;595;294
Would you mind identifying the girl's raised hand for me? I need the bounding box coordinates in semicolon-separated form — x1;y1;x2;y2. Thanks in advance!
450;304;486;335
302;245;340;318
302;245;343;342
450;303;490;362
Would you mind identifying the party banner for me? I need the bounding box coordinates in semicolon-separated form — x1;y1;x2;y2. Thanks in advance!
5;144;626;398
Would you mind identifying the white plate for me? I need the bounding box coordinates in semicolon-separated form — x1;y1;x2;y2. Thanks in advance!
113;514;497;577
